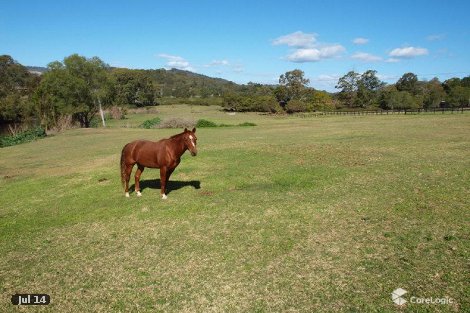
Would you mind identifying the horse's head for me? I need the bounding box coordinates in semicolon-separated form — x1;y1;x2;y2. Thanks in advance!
183;128;197;156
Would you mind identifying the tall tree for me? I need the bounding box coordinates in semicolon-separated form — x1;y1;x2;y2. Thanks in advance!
396;72;418;95
422;78;446;108
356;70;385;108
380;88;418;110
442;77;470;107
446;86;470;107
112;69;155;106
275;69;310;104
34;54;113;128
336;71;360;108
0;55;39;122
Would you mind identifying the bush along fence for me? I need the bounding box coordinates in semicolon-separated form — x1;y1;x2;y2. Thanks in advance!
317;107;469;116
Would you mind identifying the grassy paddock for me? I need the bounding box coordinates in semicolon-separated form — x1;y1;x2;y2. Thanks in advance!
0;105;469;312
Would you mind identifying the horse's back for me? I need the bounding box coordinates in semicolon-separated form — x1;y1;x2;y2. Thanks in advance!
122;139;165;168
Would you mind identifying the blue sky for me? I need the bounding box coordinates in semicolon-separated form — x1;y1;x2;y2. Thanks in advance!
1;0;469;91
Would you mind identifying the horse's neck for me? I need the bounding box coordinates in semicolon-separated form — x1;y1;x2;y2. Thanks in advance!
170;135;186;156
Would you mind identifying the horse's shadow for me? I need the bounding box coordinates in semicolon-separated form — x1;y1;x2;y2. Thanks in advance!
131;179;201;195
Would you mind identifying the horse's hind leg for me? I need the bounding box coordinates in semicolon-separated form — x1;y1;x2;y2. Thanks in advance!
135;165;144;196
124;164;134;198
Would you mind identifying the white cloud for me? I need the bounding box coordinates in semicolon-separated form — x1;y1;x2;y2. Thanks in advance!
353;37;369;45
351;52;382;62
286;49;322;62
385;58;400;63
158;53;194;71
274;31;345;63
272;31;317;48
389;46;428;58
286;45;345;63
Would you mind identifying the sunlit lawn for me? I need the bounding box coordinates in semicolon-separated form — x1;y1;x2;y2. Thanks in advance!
0;106;468;312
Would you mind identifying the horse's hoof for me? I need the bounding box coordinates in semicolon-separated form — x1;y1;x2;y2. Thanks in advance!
162;194;168;200
125;192;130;198
136;191;142;197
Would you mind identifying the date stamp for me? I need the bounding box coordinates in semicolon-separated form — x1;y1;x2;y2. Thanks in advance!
11;294;50;305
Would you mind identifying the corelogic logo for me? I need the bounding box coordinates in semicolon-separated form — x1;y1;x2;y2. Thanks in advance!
392;288;407;306
391;287;455;306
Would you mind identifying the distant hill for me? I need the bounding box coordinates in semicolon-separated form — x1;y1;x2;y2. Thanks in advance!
145;68;240;97
26;65;240;96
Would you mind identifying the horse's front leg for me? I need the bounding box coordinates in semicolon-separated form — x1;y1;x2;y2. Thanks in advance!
166;167;175;187
160;167;168;199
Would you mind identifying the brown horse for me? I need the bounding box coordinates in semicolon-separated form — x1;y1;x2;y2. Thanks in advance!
120;128;197;199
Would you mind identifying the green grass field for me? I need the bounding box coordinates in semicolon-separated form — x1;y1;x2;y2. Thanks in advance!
1;105;469;312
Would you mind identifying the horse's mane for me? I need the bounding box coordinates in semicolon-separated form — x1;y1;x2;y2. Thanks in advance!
169;131;186;139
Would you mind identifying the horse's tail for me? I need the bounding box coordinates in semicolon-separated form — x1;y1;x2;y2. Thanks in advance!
120;144;127;188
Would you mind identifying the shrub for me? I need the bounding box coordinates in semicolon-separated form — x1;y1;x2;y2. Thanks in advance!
89;116;101;128
285;100;308;113
109;106;127;120
222;94;281;112
0;127;46;147
140;117;162;129
54;115;74;132
159;97;223;106
158;118;195;129
196;119;218;128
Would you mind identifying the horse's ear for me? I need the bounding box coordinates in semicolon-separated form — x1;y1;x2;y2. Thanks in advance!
192;127;196;133
184;128;188;132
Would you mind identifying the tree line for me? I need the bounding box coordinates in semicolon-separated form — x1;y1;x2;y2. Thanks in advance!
335;70;470;110
0;54;237;130
1;54;469;131
222;69;470;113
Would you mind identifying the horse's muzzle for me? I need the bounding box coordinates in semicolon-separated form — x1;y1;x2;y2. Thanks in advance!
191;151;197;156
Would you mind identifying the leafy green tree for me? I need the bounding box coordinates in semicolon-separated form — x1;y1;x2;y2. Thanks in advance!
285;99;307;113
461;76;470;88
336;70;384;108
34;54;112;128
308;90;335;111
379;88;419;110
396;72;418;95
112;69;155;106
275;69;310;104
336;71;360;107
355;70;385;108
222;92;280;112
359;70;384;91
0;55;39;122
422;78;446;108
442;77;470;107
446;86;470;107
